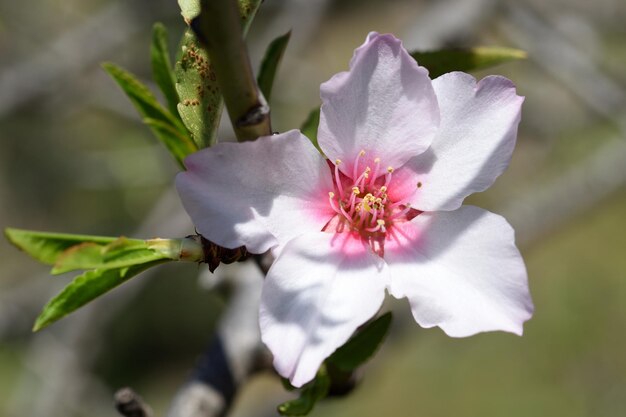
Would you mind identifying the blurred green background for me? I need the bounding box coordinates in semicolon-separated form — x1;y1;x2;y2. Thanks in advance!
1;0;625;416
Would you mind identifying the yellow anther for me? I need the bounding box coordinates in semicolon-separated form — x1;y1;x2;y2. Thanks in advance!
374;157;381;163
359;149;366;156
387;166;394;173
377;219;385;226
335;159;342;165
328;191;335;198
352;186;360;194
380;186;387;193
375;198;382;204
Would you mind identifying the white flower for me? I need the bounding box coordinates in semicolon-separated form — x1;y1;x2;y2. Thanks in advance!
176;33;534;387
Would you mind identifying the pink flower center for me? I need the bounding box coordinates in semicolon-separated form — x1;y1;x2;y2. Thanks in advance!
324;150;419;255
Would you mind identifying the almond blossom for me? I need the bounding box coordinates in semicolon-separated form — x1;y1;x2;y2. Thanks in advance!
176;33;534;387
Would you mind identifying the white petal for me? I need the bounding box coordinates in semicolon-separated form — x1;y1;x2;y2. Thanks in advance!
260;232;388;387
401;73;524;211
176;130;335;253
318;32;439;176
386;206;533;337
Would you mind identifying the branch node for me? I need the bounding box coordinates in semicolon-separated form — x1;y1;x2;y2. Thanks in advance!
235;99;270;128
114;387;154;417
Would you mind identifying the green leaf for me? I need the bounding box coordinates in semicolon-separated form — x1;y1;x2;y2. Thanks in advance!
300;107;321;153
178;0;201;23
151;23;180;117
33;261;168;331
411;46;527;79
278;368;330;416
5;228;119;265
102;62;196;167
175;29;223;149
142;117;198;162
328;312;392;372
51;237;170;275
257;31;291;103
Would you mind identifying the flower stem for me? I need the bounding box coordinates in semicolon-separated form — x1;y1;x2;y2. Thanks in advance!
191;0;271;142
146;236;204;262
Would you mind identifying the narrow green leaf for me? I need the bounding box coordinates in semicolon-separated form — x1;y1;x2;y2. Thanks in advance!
151;23;180;117
257;31;291;103
411;46;527;79
103;62;196;167
51;238;170;275
5;228;119;265
175;29;223;149
278;369;330;416
33;261;168;331
328;312;392;372
300;107;321;153
143;117;198;162
102;62;181;127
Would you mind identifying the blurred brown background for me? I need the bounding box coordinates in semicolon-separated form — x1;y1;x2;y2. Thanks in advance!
1;0;625;416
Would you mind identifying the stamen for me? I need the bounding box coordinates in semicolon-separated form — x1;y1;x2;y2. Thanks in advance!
338;200;353;222
384;166;394;187
353;150;366;179
361;195;372;213
370;207;379;225
365;219;386;233
348;189;359;213
389;203;413;220
388;200;407;210
354;167;371;187
327;192;341;215
371;158;381;181
333;160;344;196
355;207;368;228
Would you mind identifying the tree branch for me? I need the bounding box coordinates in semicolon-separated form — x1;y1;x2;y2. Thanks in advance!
166;259;269;417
